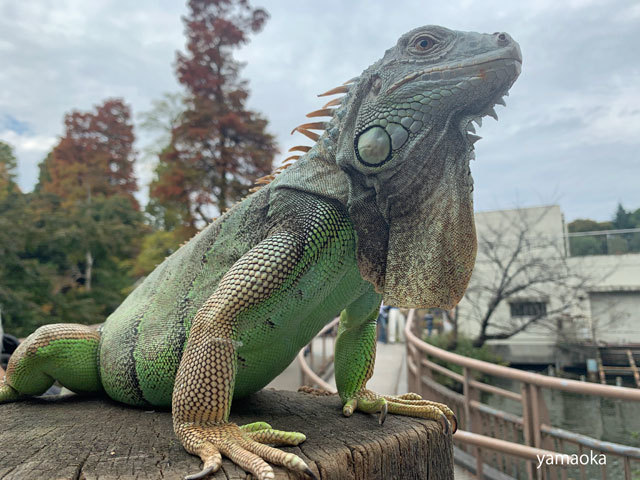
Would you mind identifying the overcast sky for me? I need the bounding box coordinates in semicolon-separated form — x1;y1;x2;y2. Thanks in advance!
1;0;638;222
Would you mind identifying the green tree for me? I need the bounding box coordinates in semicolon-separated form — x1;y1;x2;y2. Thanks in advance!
17;192;147;333
0;205;55;337
0;104;147;337
568;219;613;233
0;141;20;201
130;230;180;279
0;145;55;336
630;208;640;228
613;203;633;230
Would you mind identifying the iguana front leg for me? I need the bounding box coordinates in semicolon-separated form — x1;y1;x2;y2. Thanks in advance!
173;232;316;480
335;289;457;434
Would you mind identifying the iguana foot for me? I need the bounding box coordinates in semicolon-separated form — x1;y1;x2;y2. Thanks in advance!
176;421;317;480
342;389;457;434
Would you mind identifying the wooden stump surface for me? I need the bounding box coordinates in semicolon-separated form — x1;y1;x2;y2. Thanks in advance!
0;389;453;480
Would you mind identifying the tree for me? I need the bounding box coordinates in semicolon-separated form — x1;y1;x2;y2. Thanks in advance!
129;230;180;278
1;190;147;337
630;207;640;228
138;92;186;164
612;203;632;230
39;98;138;208
463;207;599;348
0;143;53;337
149;0;276;234
36;98;140;293
568;204;640;256
0;141;20;201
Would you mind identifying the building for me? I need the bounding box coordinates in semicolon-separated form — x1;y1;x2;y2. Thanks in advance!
456;205;640;366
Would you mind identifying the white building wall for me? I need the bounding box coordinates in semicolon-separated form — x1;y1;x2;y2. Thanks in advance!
456;205;640;362
569;253;640;344
457;205;567;343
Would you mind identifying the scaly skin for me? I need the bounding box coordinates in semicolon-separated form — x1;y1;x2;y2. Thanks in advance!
0;26;521;479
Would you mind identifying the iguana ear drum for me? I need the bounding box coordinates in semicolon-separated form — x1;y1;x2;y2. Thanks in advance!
354;126;392;167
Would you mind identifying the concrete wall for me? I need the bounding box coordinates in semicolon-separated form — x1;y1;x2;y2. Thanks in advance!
588;291;640;344
456;205;640;364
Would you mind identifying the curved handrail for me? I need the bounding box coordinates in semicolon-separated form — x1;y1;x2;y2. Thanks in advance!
297;317;339;393
404;310;640;401
297;314;575;466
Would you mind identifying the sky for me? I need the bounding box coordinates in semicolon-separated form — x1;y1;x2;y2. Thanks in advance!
0;0;639;222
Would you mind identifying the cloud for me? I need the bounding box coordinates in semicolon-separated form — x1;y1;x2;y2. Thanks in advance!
1;115;30;135
0;130;56;154
0;0;638;222
0;130;57;188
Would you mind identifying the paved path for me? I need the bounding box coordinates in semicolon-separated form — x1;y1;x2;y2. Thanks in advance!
267;340;408;394
267;341;477;479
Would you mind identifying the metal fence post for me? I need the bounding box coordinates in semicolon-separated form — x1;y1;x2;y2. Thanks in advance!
463;366;472;432
414;346;423;397
521;383;536;479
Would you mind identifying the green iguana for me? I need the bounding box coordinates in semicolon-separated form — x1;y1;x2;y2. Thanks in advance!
0;26;521;480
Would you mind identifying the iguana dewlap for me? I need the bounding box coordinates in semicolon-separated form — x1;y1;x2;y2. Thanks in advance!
1;26;521;480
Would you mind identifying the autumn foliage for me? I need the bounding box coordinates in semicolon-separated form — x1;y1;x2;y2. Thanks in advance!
0;1;280;337
40;99;138;208
150;0;276;233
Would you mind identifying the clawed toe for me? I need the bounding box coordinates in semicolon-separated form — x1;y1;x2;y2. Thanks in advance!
378;401;388;425
185;464;215;480
345;389;458;435
438;413;450;435
176;421;315;480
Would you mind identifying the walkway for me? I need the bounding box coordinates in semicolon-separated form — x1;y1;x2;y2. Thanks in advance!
266;340;408;394
267;340;476;479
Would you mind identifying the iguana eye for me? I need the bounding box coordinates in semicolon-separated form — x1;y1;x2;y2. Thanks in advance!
413;35;436;51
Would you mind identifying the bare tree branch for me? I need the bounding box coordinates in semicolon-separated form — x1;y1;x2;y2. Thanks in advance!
466;206;606;347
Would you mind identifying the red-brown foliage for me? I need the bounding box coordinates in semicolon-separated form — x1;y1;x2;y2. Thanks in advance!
41;99;138;208
151;0;276;228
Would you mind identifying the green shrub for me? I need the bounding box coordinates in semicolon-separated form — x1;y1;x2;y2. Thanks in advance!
422;333;506;389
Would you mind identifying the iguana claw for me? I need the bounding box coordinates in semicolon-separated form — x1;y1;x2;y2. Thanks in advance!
379;400;388;425
382;392;458;434
185;465;215;480
438;413;450;435
343;389;457;435
177;421;316;480
304;467;319;480
450;413;458;434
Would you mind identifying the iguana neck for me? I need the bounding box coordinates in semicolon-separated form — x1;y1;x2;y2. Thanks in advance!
267;97;351;207
268;92;474;304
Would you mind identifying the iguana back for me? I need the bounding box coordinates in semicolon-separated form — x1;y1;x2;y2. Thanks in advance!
100;187;370;406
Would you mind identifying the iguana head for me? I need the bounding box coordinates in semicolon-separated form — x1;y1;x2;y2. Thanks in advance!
271;26;522;309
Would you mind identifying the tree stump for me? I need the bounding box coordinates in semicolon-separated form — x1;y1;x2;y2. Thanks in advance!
0;389;453;479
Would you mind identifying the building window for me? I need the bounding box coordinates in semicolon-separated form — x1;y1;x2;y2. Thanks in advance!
510;301;547;318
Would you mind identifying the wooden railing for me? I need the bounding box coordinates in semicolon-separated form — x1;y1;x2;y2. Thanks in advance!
298;317;339;392
405;310;640;480
298;311;640;479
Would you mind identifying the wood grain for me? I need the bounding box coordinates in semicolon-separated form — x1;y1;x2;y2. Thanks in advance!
0;389;453;480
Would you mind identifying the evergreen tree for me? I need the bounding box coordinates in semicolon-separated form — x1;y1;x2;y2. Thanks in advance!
612;203;632;230
0;141;19;201
0;101;146;337
0;143;50;336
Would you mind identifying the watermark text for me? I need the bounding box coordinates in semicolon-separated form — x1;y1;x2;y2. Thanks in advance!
536;451;606;469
